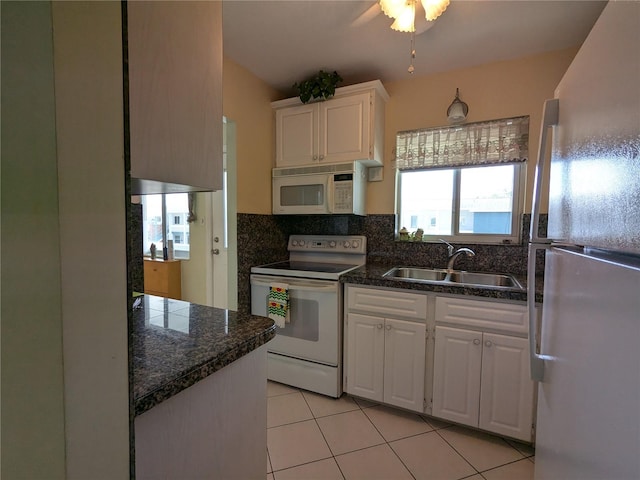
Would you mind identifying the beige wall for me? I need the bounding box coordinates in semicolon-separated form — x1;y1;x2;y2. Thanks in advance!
232;47;578;215
371;47;579;215
181;192;209;305
1;3;67;477
223;57;281;214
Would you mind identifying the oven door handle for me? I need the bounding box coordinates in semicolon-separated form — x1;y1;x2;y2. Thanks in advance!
250;276;338;292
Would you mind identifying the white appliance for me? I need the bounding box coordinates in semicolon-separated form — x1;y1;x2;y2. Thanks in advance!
251;235;366;397
272;162;366;215
528;3;640;478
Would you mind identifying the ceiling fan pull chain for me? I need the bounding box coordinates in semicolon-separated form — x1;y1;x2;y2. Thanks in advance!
408;29;416;74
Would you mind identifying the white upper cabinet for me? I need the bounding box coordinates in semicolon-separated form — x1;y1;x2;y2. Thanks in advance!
128;1;223;194
273;81;389;168
275;103;318;166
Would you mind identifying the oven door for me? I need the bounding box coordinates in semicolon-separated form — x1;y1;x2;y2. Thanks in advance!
250;274;340;365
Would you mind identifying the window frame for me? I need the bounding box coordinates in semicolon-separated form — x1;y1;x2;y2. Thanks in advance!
141;193;191;259
395;163;525;245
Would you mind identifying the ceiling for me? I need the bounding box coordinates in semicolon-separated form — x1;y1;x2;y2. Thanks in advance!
222;0;607;95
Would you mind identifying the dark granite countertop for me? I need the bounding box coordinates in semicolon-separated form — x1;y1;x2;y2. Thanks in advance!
132;295;276;416
340;263;544;304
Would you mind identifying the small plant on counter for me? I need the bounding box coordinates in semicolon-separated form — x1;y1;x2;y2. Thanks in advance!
293;70;343;104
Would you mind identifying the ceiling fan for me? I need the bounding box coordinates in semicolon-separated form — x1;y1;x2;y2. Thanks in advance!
351;0;446;35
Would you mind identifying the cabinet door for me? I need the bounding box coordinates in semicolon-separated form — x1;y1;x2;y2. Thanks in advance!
479;333;534;442
319;92;370;163
432;326;482;427
128;1;223;192
144;260;182;299
383;318;426;412
346;313;384;402
275;104;318;167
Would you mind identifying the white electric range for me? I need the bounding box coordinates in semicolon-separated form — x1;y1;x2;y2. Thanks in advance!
250;235;366;397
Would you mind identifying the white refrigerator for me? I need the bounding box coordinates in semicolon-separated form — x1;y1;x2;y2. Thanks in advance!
528;2;640;479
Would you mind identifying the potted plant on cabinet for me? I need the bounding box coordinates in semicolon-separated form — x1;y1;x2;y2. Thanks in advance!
293;70;343;104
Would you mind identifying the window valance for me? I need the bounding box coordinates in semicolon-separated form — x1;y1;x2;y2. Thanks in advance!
393;116;529;170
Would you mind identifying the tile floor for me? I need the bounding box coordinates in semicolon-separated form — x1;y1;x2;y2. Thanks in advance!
267;381;535;480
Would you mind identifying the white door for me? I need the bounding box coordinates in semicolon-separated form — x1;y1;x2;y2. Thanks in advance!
210;187;228;309
275;103;318;166
383;318;426;412
208;119;237;310
346;313;384;402
319;92;370;163
479;332;534;442
432;326;481;427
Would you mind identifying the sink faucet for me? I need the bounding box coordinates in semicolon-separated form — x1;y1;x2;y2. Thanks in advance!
446;246;476;271
439;239;455;256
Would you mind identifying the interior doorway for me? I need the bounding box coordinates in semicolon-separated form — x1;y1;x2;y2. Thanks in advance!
178;119;237;309
207;118;237;309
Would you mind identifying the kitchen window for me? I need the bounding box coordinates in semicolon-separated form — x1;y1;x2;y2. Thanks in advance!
141;193;190;259
395;116;529;244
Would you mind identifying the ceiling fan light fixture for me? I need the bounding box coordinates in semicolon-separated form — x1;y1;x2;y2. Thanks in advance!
379;0;450;73
421;0;450;21
379;0;407;19
390;2;416;32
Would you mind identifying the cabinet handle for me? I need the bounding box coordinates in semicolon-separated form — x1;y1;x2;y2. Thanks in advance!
313;155;318;161
377;324;383;329
473;339;481;345
319;154;324;160
485;340;492;348
385;325;392;331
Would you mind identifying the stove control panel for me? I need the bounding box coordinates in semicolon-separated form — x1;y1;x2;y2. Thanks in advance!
289;235;367;255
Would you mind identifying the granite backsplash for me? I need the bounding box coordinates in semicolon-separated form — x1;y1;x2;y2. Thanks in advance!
236;213;547;312
129;202;144;293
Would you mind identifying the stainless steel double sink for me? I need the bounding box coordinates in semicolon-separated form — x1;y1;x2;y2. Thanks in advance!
383;267;524;291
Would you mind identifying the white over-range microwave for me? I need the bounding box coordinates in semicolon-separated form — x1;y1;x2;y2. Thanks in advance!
272;162;367;215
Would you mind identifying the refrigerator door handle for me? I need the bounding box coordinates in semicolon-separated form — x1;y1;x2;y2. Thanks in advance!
530;98;559;244
527;243;548;382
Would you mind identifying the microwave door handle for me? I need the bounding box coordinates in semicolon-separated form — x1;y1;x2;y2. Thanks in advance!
327;175;334;214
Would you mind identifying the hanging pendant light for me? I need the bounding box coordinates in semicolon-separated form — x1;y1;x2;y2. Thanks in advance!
447;88;469;123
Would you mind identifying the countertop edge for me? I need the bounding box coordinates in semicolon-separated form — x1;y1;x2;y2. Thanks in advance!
133;298;276;416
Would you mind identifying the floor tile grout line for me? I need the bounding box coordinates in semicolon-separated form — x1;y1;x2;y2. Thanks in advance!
270;453;336;475
349;402;419;480
433;427;483;476
300;392;347;480
433;426;530;475
268;384;533;479
477;456;535;475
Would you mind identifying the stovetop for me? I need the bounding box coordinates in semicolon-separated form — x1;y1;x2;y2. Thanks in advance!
250;235;367;281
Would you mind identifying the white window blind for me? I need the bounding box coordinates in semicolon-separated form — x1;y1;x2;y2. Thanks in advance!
394;116;529;170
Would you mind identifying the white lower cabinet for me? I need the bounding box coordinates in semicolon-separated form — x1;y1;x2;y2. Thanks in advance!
345;286;427;413
432;296;535;442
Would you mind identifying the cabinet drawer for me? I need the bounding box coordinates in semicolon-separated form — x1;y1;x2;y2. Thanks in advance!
435;296;527;334
347;286;427;321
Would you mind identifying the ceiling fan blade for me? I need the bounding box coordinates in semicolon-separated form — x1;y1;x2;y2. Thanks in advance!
415;18;436;35
350;2;382;28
